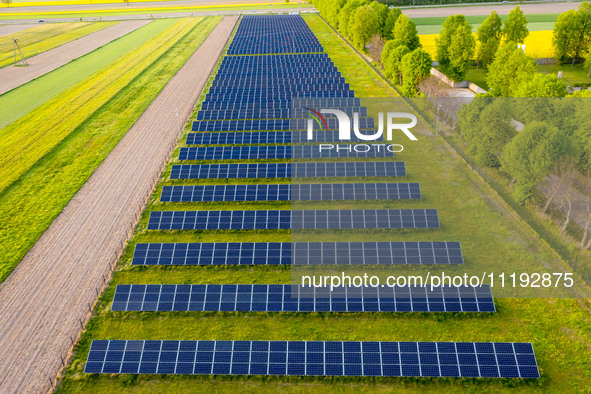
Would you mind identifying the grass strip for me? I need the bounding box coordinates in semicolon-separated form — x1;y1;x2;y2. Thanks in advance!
0;21;117;68
0;16;222;283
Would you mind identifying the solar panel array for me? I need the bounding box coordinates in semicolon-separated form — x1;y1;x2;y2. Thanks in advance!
160;183;421;202
86;14;540;380
85;340;540;378
131;241;464;266
170;162;406;179
147;209;439;231
112;284;495;313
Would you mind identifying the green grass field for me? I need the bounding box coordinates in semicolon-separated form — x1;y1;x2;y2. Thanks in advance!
0;19;177;129
57;13;591;393
0;16;222;283
0;21;117;68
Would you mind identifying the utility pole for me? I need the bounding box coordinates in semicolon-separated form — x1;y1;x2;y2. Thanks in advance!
13;39;28;67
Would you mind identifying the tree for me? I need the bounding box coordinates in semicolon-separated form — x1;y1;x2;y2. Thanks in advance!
553;2;591;65
399;48;433;97
2;0;13;5
446;24;476;81
391;14;421;52
486;43;536;96
384;45;410;84
349;4;379;50
436;15;475;81
514;73;568;97
503;5;529;44
368;34;385;62
324;0;347;27
383;8;402;40
502;121;577;203
476;11;502;68
381;40;398;67
337;0;367;37
458;99;515;167
369;1;389;38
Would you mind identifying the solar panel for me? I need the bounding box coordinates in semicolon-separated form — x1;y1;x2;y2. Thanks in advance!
147;209;440;230
84;339;540;378
169;162;406;180
194;107;366;121
131;242;464;266
111;284;494;313
160;183;421;202
178;146;394;160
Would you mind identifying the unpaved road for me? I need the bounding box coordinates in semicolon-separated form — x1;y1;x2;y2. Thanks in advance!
0;24;34;36
0;15;237;394
0;19;151;95
402;2;580;17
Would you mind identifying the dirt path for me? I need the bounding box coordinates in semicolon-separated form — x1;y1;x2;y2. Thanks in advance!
0;19;151;95
0;24;35;36
0;15;237;394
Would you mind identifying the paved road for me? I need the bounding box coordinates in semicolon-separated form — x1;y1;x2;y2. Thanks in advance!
402;2;580;17
0;15;237;393
0;19;150;95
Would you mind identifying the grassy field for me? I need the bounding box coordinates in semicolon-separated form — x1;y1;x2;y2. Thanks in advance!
0;3;309;20
0;16;222;283
6;0;288;5
0;19;176;129
0;21;116;68
57;13;591;393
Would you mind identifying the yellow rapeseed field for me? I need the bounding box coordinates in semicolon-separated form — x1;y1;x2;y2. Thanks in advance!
419;30;555;60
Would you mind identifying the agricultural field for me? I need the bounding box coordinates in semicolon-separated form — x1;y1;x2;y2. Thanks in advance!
0;16;222;283
0;21;117;68
0;2;309;20
57;13;591;393
412;13;558;35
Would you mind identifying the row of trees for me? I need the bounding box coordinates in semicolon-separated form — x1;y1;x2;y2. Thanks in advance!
313;0;432;96
553;2;591;65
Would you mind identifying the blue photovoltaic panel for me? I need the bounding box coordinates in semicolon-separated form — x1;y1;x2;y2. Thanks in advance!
84;339;540;378
111;284;495;313
131;242;464;266
160;183;421;202
185;131;370;144
147;209;439;231
200;97;361;111
178;146;393;160
169;162;406;179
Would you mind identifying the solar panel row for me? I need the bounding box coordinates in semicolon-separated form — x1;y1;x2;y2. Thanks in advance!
169;162;406;179
147;209;440;231
160;183;421;202
186;130;369;144
111;284;495;313
131;241;463;266
190;117;374;132
195;107;367;121
178;146;393;161
84;340;540;378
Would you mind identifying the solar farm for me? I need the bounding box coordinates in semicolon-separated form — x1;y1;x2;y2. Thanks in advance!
6;11;582;394
61;13;546;383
